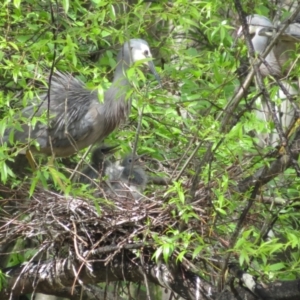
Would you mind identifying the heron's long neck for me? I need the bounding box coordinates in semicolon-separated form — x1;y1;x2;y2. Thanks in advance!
106;62;131;102
103;62;132;129
253;32;268;54
253;31;280;76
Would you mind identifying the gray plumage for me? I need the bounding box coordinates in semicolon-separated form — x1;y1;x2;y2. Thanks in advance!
120;155;148;188
254;82;298;147
110;154;148;200
238;15;279;76
238;15;300;76
4;39;160;157
259;20;300;74
79;148;148;200
78;145;118;186
238;15;299;147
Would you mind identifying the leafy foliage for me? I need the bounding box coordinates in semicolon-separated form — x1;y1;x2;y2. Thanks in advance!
1;0;300;298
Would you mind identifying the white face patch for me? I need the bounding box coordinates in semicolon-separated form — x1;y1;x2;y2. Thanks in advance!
237;24;255;38
131;44;152;63
238;15;273;37
248;24;256;34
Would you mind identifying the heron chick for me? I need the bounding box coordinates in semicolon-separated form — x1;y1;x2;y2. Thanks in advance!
4;39;160;157
79;147;148;201
78;144;119;186
110;154;148;201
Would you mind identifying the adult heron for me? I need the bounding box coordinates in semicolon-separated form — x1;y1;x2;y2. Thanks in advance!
238;15;280;76
4;39;160;157
238;14;300;76
258;18;300;75
238;15;299;147
254;82;298;147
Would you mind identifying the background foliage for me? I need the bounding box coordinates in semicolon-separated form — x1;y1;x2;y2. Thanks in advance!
1;0;300;298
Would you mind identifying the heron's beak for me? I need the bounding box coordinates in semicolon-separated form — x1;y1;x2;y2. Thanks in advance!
147;60;161;85
134;154;146;166
258;27;272;37
101;144;120;155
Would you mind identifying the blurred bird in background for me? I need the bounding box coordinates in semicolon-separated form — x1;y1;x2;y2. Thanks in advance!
237;15;300;148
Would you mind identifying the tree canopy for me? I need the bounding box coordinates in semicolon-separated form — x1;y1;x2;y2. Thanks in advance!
1;0;300;299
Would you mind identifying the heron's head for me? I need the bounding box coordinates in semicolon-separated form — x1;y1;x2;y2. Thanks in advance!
91;144;119;165
121;154;144;168
121;154;147;186
120;39;160;83
237;15;273;38
236;15;274;53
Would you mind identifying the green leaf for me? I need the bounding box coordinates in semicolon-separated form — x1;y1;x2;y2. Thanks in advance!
153;246;163;262
163;243;173;263
269;263;286;272
13;0;21;9
62;0;69;13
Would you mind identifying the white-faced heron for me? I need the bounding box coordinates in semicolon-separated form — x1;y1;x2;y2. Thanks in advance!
254;82;298;147
238;15;299;147
238;15;300;76
237;15;280;76
258;18;300;75
4;39;160;157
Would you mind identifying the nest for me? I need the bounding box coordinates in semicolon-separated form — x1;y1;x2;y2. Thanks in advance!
0;183;184;265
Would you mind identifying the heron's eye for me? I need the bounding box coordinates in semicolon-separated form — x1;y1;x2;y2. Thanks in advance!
144;50;149;56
